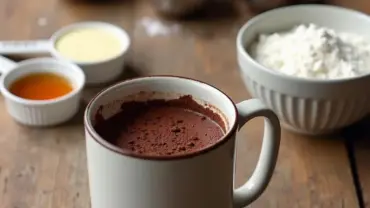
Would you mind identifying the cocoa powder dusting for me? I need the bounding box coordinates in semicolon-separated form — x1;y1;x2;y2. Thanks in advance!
94;95;226;156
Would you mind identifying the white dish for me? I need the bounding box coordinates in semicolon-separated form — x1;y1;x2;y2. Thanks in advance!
237;4;370;135
0;57;85;126
0;56;17;73
0;22;131;85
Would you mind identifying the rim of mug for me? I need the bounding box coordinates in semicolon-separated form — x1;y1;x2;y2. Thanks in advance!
84;75;238;161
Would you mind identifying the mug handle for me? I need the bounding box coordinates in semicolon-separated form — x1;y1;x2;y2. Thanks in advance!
233;99;281;207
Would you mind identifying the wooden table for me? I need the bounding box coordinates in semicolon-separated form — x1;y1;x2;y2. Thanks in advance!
0;0;368;207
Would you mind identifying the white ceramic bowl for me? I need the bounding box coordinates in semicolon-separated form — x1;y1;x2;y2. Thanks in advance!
237;4;370;135
50;22;131;85
0;58;85;126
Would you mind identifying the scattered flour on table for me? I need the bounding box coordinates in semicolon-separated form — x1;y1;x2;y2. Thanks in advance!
139;17;180;37
37;17;48;27
250;24;370;79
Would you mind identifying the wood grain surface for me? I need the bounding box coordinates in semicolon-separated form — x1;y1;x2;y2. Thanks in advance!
0;0;361;207
343;117;370;208
333;0;370;207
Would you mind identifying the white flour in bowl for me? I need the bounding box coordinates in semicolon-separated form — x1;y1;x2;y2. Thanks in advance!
250;23;370;79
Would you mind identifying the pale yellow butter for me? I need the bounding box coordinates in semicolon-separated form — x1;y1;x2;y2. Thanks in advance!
56;28;122;62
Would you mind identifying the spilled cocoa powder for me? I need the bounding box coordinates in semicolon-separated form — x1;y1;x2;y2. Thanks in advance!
93;95;226;156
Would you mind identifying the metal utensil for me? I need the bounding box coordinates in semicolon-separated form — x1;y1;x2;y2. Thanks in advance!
247;0;291;11
151;0;207;18
247;0;326;12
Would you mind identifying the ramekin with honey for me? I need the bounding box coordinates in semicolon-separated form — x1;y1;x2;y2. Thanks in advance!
0;58;85;126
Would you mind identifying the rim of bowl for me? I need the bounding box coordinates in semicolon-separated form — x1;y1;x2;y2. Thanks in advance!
0;57;86;106
237;4;370;84
84;75;238;161
50;21;131;66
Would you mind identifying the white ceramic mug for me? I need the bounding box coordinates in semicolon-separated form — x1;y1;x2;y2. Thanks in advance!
84;76;281;208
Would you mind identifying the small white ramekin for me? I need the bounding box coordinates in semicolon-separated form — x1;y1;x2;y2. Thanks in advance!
0;57;85;126
50;21;131;85
0;22;130;85
237;5;370;135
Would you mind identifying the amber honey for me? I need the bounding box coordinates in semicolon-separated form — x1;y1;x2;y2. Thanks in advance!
9;72;73;100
